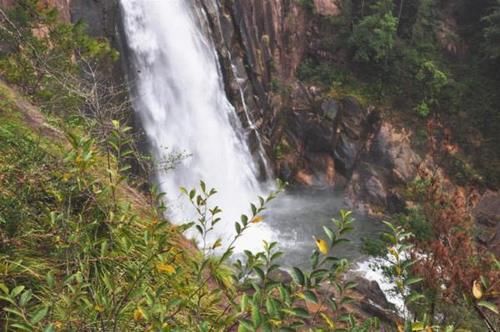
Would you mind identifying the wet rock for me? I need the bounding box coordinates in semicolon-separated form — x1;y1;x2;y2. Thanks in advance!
70;0;119;38
317;275;398;327
473;190;500;255
473;190;500;227
365;175;387;207
370;123;421;184
277;108;338;187
333;97;370;174
387;191;407;214
268;269;293;283
345;120;423;214
348;276;397;324
321;99;339;121
295;169;315;186
347;163;388;213
334;137;363;173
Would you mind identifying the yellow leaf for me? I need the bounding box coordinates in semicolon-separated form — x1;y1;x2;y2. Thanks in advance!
320;313;335;329
315;238;329;255
472;280;483;300
54;321;63;330
251;215;264;224
133;307;145;321
94;304;104;313
156;262;176;275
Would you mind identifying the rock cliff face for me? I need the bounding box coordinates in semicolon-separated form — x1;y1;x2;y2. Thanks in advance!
199;0;312;154
69;0;125;85
0;0;124;82
199;0;423;213
0;0;70;20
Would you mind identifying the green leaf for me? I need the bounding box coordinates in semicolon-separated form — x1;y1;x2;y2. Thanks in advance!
303;290;318;304
477;301;499;314
405;277;423;286
265;298;280;318
10;323;33;331
411;322;425;331
323;226;335;242
241;214;249;226
0;295;16;305
291;267;305;286
0;283;9;294
4;307;25;318
11;285;25;298
270;252;284;262
282;307;310;319
250;203;257;215
251;302;262;327
254;267;265;281
279;285;290;304
241;294;249;313
19;290;32;306
344;281;357;290
46;271;55;288
406;292;425;304
30;306;48;324
239;320;254;331
43;325;56;332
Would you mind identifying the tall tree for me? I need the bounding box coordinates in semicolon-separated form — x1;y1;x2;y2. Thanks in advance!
483;0;500;59
349;0;398;64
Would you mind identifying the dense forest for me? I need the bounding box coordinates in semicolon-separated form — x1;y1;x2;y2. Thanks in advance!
297;0;500;188
0;0;499;331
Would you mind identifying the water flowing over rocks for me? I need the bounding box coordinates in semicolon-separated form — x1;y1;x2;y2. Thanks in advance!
197;0;425;214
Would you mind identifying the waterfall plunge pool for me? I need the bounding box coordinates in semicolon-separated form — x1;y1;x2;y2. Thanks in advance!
259;188;387;268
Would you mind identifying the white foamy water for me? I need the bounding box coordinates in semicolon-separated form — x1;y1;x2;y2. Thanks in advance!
120;0;274;252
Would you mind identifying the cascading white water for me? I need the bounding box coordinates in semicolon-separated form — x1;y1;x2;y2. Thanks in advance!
120;0;274;251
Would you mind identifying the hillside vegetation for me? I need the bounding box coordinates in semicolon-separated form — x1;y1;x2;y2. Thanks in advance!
0;1;498;331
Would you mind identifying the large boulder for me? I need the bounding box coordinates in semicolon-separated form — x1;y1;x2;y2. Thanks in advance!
473;190;500;256
276;107;337;187
313;0;341;16
370;123;421;184
333;97;371;174
346;121;422;215
316;275;398;327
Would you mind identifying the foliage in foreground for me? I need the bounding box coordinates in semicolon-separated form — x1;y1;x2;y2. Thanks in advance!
0;90;380;330
1;86;497;330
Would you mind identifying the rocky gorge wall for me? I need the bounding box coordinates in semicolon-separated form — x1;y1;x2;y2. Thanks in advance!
200;0;420;213
201;1;500;259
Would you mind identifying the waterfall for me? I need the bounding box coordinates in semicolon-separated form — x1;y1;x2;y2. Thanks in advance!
120;0;274;251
